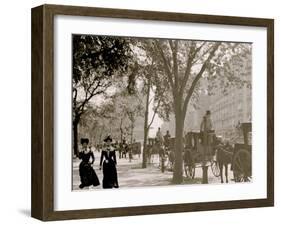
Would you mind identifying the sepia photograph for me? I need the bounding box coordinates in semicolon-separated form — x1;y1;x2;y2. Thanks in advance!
30;3;274;221
72;34;252;190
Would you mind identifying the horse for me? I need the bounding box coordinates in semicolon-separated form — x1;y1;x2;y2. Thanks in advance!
167;150;175;170
146;145;157;164
216;144;234;183
146;142;165;167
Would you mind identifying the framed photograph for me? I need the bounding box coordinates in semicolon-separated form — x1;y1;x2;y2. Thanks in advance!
31;4;274;221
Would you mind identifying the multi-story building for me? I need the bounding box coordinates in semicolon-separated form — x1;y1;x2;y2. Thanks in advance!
209;54;252;139
161;92;210;137
209;85;251;139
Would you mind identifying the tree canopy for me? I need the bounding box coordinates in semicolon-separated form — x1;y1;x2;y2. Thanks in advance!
72;35;134;156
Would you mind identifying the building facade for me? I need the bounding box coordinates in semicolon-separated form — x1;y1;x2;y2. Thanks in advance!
209;54;252;139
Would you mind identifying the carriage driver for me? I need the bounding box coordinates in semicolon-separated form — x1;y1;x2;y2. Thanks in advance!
156;127;164;146
200;110;214;145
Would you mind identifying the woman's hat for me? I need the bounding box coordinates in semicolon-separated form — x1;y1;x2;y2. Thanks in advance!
80;138;89;145
104;135;113;143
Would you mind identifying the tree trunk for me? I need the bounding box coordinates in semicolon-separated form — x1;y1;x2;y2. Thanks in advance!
142;78;151;168
130;122;134;144
173;108;185;184
73;119;79;157
142;127;148;168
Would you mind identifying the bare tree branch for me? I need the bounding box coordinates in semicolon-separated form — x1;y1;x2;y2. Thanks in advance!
182;42;221;114
169;40;179;90
193;42;207;58
147;99;161;129
192;44;214;65
154;40;175;90
179;42;206;98
148;96;154;105
76;80;105;115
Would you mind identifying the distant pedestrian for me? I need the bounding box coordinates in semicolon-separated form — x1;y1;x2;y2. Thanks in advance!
164;130;171;150
121;139;128;159
100;135;119;189
117;142;122;159
129;149;133;162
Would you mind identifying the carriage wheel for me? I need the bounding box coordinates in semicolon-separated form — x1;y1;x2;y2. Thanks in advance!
232;149;251;182
164;157;171;171
167;152;175;171
184;163;195;179
211;160;220;177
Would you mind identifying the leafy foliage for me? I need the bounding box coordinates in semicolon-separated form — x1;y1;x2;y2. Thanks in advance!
72;35;133;118
72;35;133;155
137;39;251;122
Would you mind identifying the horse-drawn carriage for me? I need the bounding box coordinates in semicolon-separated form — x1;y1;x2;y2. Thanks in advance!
117;141;142;159
128;142;142;156
147;138;158;154
146;137;174;171
146;132;219;176
146;138;161;165
232;122;252;182
209;122;252;183
183;131;220;179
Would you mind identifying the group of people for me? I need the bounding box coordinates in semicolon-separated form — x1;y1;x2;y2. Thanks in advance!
78;135;119;189
118;139;131;160
155;128;171;149
154;128;175;169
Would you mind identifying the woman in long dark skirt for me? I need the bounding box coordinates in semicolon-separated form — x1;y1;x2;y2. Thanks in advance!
78;138;100;189
99;135;119;189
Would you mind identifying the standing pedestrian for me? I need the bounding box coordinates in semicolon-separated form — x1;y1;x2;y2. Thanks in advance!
78;138;100;189
128;146;133;162
121;139;128;159
99;135;119;189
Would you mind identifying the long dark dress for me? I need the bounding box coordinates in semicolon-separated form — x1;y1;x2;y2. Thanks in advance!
78;150;100;188
100;147;119;188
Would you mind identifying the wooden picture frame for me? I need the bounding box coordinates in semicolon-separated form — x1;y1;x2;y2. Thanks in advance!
31;4;274;221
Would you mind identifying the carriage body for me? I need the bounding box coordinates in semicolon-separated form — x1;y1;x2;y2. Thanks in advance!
184;132;217;160
128;142;142;155
232;122;252;182
146;131;219;177
183;131;220;178
147;138;159;155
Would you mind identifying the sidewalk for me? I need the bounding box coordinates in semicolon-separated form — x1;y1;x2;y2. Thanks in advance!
72;151;175;190
72;151;230;190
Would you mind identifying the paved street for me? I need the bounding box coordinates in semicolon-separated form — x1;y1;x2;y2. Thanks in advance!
73;151;234;190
